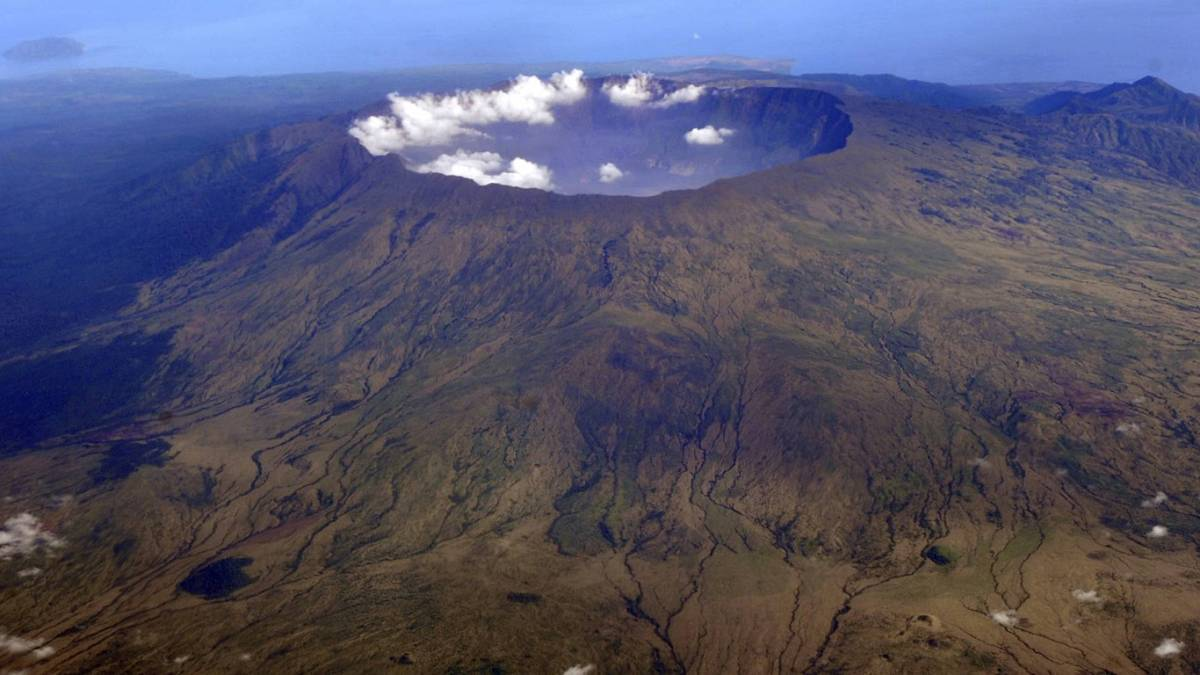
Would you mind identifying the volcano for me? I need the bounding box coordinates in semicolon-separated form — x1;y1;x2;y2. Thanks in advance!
1;71;1200;673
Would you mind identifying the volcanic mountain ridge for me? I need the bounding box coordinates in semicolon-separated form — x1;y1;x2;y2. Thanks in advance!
1;74;1200;673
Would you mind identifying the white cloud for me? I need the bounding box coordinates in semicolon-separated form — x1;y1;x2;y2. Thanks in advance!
1071;589;1102;603
16;567;41;578
1141;491;1168;508
693;32;702;40
1147;525;1169;538
685;125;735;145
173;655;191;664
563;666;595;675
658;85;705;107
598;162;624;183
1116;422;1141;435
969;457;990;469
602;73;705;109
990;610;1019;627
603;73;655;107
1154;638;1184;657
350;69;587;155
31;646;54;660
0;513;64;561
0;633;47;657
412;150;554;190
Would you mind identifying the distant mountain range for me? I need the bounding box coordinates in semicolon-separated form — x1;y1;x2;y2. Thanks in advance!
2;37;84;63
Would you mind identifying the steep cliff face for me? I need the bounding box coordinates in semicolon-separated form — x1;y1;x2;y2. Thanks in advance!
2;84;1200;673
387;80;854;196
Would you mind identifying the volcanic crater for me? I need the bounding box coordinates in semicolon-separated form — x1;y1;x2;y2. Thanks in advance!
350;72;854;196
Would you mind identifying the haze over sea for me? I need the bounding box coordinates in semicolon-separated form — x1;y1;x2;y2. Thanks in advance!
2;0;1198;91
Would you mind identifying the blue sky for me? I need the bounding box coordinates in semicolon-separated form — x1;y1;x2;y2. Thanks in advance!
2;0;1198;89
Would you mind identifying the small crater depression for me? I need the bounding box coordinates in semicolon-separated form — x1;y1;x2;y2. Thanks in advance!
179;556;254;600
924;545;957;567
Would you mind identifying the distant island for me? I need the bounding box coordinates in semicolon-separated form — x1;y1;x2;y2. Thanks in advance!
3;37;85;63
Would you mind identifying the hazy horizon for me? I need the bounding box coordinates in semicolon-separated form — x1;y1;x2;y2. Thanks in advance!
3;0;1199;91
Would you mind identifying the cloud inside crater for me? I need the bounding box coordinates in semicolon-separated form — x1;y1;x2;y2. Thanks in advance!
562;666;595;675
685;125;735;145
350;69;587;155
602;73;705;108
598;162;625;183
412;150;554;190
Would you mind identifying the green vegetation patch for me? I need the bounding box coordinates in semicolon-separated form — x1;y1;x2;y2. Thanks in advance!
996;524;1042;567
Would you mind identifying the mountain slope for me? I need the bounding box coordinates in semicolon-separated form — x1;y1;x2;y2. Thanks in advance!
798;73;1104;110
1026;76;1200;187
2;85;1200;674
